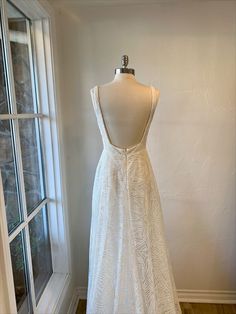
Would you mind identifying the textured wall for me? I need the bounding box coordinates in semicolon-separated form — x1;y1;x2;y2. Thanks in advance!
51;0;236;291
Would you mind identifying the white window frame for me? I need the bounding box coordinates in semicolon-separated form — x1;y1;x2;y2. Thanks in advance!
0;0;72;313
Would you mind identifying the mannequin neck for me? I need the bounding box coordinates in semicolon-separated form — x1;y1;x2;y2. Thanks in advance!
113;73;136;82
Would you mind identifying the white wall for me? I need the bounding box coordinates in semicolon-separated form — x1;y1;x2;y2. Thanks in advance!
49;0;236;293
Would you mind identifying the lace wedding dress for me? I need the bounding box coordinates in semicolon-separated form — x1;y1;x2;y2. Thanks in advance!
87;85;182;314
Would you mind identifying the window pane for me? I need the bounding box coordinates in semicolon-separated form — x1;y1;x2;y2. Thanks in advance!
0;14;10;114
10;231;32;313
0;119;22;233
7;2;37;114
29;205;53;304
19;118;45;214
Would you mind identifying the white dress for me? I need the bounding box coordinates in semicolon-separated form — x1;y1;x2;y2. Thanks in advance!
87;85;182;314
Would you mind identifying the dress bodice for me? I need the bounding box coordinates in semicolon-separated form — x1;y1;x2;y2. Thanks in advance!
90;85;159;156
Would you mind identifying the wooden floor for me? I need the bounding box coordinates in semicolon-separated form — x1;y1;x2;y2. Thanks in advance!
76;300;236;314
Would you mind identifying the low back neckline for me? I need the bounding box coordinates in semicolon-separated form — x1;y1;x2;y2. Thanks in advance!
94;84;155;151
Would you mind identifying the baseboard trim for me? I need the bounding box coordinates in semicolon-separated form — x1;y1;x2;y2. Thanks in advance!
178;289;236;304
68;286;236;313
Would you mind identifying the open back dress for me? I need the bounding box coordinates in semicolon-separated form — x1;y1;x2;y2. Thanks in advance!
87;85;182;314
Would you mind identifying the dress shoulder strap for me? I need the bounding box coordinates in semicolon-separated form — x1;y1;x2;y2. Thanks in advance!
90;86;111;146
90;86;98;113
141;85;159;140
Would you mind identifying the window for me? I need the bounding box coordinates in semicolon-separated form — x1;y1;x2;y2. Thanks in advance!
0;1;71;313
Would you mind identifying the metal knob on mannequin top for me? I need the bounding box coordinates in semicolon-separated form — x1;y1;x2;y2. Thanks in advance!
115;55;135;75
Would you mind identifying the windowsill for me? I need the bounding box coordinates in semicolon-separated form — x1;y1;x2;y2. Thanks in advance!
36;272;71;314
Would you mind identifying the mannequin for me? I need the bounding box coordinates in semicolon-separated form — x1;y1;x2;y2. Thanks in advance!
97;56;160;149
